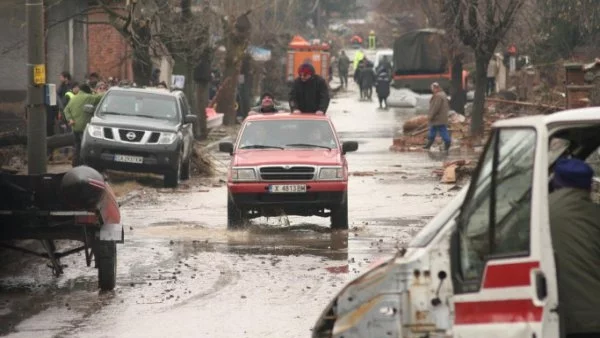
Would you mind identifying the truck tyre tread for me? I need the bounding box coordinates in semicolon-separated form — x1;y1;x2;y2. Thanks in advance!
331;199;349;230
227;193;244;230
96;242;117;291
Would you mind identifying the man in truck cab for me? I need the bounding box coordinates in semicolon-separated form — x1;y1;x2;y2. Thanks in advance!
289;63;330;115
548;158;600;338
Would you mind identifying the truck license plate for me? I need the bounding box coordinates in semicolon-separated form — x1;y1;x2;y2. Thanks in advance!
268;184;307;193
114;154;144;164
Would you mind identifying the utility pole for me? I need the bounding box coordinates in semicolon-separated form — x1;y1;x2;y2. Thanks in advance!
26;0;47;175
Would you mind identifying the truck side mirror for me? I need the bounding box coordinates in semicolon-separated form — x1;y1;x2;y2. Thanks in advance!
184;115;197;124
219;141;234;155
83;104;95;115
342;141;358;154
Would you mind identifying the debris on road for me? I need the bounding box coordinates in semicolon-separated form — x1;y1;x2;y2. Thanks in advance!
433;159;476;184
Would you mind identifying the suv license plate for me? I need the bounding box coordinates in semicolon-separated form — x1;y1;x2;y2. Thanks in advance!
268;184;307;193
114;154;144;164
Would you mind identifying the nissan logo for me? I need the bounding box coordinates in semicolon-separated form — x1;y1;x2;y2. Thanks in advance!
283;165;291;170
126;132;136;140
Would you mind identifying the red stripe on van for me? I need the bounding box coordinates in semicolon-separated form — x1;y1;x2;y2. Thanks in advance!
455;299;543;324
482;261;539;288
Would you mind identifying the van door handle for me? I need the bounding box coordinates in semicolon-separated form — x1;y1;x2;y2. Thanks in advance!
534;270;547;301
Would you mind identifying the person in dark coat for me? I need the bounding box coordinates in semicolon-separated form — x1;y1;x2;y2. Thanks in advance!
289;63;330;114
353;60;365;99
360;62;376;100
375;68;391;109
548;158;600;338
337;51;350;89
250;92;283;114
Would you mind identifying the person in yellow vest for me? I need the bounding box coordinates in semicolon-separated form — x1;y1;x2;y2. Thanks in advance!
353;49;364;71
59;82;80;133
368;30;376;50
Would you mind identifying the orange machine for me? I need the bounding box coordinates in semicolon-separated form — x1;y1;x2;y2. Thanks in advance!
286;35;330;82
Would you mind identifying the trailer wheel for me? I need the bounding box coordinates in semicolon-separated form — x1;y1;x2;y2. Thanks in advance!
96;242;117;291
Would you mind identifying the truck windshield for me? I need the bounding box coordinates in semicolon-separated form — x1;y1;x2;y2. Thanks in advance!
98;92;179;123
237;120;338;150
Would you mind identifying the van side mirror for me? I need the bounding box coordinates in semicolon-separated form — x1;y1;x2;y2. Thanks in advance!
184;115;197;124
342;141;358;154
84;104;95;115
219;141;234;155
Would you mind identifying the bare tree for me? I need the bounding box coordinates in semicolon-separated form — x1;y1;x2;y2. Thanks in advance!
442;0;526;136
96;0;156;86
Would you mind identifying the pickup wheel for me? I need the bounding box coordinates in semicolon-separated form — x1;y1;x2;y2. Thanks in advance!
164;153;182;188
331;199;349;230
227;193;244;230
95;241;117;291
180;154;192;180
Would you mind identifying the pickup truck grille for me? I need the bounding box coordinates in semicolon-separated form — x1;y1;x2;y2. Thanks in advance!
259;166;315;180
118;129;144;143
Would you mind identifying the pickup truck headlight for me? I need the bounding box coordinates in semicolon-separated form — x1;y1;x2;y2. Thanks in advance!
158;132;177;144
87;125;103;138
319;167;344;180
232;168;257;181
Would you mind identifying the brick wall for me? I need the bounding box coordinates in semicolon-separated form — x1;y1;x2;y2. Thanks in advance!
87;10;132;80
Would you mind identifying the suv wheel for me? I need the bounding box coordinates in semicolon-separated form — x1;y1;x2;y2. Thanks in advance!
331;199;349;230
180;153;192;180
227;193;245;230
164;154;181;188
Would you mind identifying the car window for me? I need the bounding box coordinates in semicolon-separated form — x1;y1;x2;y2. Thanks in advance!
179;96;190;116
98;92;179;122
237;120;338;149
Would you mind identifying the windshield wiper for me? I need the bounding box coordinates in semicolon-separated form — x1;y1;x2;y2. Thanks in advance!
239;144;284;150
131;114;162;119
285;143;331;150
100;111;124;116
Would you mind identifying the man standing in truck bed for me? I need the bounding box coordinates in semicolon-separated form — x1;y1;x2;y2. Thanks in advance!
289;63;330;115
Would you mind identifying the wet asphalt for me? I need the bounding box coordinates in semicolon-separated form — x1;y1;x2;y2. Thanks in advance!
0;81;467;337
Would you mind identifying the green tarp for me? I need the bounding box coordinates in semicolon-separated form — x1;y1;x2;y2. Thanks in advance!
393;29;448;75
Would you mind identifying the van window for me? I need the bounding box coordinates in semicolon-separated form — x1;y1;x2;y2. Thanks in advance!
456;128;536;289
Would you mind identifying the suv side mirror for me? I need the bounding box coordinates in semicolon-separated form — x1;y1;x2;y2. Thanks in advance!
219;141;234;155
342;141;358;154
184;115;197;124
84;104;95;115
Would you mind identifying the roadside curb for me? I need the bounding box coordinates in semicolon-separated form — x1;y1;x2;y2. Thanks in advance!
200;135;233;154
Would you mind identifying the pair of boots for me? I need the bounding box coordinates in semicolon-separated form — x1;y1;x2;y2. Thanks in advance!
423;139;451;151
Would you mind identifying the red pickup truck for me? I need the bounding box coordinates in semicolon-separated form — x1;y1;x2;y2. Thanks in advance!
219;113;358;230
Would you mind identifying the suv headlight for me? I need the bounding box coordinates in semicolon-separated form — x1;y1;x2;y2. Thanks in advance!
231;168;257;181
158;132;177;144
87;125;103;138
319;167;344;180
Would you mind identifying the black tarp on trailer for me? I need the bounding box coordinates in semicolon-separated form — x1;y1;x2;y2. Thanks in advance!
393;29;448;76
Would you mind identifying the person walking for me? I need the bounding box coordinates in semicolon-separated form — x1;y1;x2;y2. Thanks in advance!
360;60;376;100
487;57;498;96
288;63;330;115
63;84;107;167
423;82;451;151
337;51;350;89
375;67;391;109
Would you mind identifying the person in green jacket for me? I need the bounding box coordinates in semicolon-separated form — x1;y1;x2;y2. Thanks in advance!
548;158;600;337
63;83;106;166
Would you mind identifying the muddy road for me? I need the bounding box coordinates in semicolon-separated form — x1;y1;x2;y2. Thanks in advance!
0;82;467;338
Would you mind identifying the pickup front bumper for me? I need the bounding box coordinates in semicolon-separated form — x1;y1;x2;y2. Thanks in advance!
81;132;180;174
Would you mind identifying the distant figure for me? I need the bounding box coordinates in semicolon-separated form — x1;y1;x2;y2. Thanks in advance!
359;60;376;100
375;68;391;109
337;51;350;89
423;82;451;151
487;58;498;96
